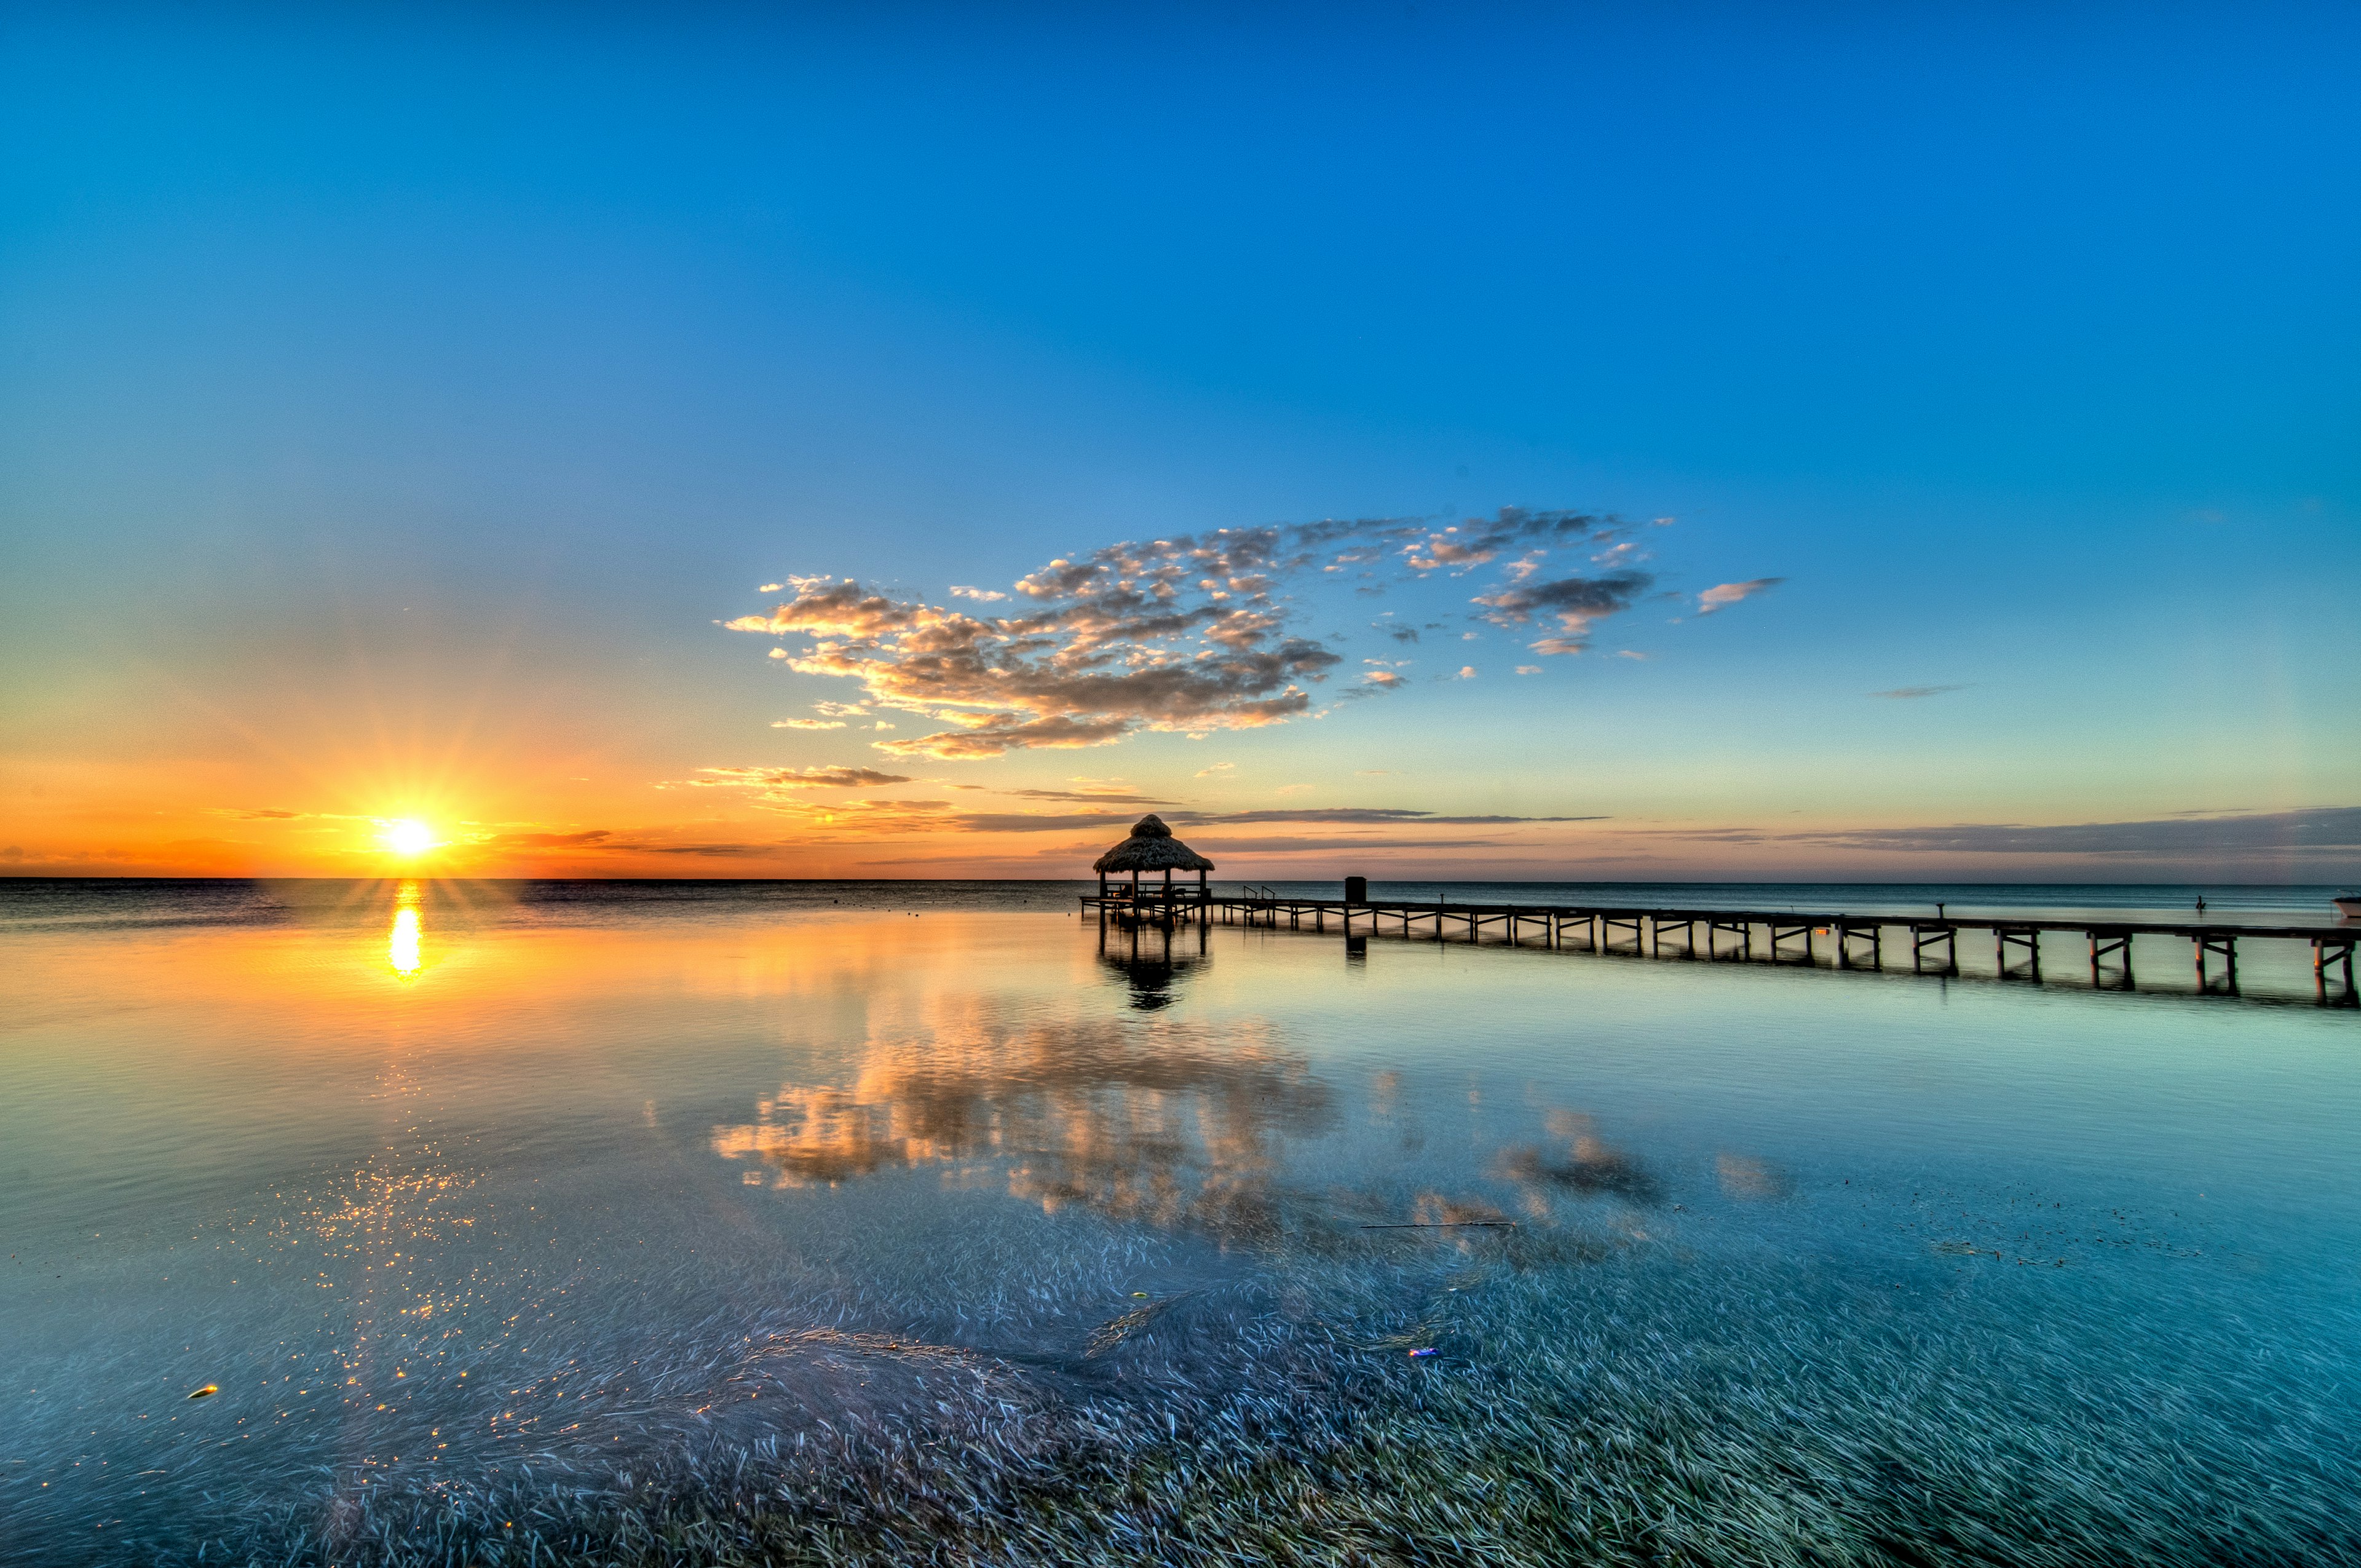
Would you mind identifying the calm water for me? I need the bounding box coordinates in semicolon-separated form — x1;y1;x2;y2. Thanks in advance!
4;879;2359;1564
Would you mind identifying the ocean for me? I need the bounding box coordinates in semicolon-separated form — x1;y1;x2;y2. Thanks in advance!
4;878;2358;1564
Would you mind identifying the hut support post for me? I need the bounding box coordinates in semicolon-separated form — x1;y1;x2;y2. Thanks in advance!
2196;933;2238;994
2314;938;2355;1002
2089;929;2134;989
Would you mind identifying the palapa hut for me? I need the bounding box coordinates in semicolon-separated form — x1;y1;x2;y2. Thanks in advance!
1093;814;1214;903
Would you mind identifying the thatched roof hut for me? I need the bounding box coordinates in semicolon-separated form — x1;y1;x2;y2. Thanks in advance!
1093;814;1214;876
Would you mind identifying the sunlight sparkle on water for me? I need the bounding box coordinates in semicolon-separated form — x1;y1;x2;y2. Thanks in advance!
388;882;422;975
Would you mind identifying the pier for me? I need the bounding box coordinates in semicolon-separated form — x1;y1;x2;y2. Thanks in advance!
1080;887;2359;1003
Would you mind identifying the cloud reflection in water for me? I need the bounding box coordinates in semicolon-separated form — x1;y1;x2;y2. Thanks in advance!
713;1002;1338;1243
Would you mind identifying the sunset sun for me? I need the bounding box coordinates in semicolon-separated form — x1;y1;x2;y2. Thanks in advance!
381;818;436;857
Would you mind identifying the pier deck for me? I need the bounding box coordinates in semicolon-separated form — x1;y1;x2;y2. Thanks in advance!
1079;891;2359;1000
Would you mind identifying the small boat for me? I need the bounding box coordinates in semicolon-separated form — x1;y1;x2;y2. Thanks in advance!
2336;893;2361;917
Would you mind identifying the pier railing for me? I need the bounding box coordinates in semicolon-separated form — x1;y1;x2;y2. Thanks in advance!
1078;889;2359;1002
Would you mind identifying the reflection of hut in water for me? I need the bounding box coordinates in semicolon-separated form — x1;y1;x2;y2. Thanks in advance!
1098;910;1209;1010
1094;814;1214;910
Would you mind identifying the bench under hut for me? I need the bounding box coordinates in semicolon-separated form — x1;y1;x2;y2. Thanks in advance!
1093;814;1214;903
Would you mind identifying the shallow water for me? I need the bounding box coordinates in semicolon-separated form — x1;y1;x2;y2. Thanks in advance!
4;879;2360;1564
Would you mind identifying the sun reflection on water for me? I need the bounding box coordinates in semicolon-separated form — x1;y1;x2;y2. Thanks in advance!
389;883;423;977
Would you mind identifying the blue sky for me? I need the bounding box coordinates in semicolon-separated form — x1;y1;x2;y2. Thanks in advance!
2;2;2355;879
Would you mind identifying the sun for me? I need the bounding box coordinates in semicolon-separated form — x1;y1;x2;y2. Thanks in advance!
381;818;437;857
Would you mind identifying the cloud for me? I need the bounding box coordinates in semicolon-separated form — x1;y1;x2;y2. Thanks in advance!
1189;836;1530;853
1173;807;1600;827
1696;577;1782;615
999;788;1174;804
946;812;1142;833
472;830;789;858
730;507;1696;755
625;842;784;857
1397;507;1608;574
1615;650;1649;661
1515;665;1541;675
1195;761;1235;778
877;714;1135;759
710;803;1600;837
948;585;1007;601
1472;570;1655;655
1456;666;1477;679
1666;806;2361;858
1871;684;1968;700
480;830;617;849
771;718;848;729
692;766;914;790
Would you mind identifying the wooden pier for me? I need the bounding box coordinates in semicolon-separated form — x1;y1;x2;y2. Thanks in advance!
1080;889;2360;1002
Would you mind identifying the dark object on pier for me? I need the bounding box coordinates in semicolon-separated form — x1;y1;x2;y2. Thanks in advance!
1092;814;1214;907
1345;875;1367;905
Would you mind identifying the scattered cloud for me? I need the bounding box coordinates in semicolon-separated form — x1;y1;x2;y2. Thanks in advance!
1515;665;1541;675
942;812;1148;833
478;829;618;850
879;714;1136;760
1872;684;1968;700
625;842;786;857
476;829;789;858
730;508;1690;754
690;766;914;790
1663;805;2361;858
1473;570;1655;655
1615;650;1649;661
1189;836;1528;853
759;583;784;594
771;718;848;729
1696;577;1782;615
1456;666;1477;679
1174;807;1599;827
1195;761;1236;778
999;787;1173;804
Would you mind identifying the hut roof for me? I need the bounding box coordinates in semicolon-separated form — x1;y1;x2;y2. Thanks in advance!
1093;814;1216;874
